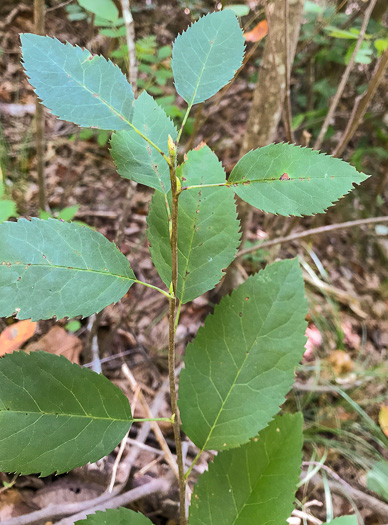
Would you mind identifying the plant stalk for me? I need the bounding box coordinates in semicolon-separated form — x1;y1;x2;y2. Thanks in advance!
167;137;187;525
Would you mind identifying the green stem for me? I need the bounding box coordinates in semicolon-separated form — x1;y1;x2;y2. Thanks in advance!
167;136;187;525
185;448;203;480
133;417;174;423
134;279;173;299
175;300;182;332
176;103;193;144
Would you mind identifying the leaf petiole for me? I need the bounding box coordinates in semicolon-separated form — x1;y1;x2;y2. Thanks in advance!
132;417;174;423
134;279;174;299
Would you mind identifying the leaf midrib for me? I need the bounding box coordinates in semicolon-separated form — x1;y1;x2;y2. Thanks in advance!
2;408;132;423
229;174;358;184
199;276;286;451
2;262;135;281
188;23;224;105
178;181;204;303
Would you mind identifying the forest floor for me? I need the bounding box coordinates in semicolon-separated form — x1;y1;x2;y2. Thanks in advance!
0;1;387;524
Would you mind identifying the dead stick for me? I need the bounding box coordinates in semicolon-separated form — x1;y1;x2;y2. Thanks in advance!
333;47;388;157
314;0;377;151
56;478;170;525
236;216;388;258
122;363;179;479
120;0;137;90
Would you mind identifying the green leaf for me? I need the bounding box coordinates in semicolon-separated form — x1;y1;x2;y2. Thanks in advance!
188;413;303;525
172;11;245;105
324;518;358;525
367;460;388;501
21;34;134;130
374;38;388;56
0;351;132;476
179;258;307;450
0;218;135;321
65;320;82;332
76;508;153;524
78;0;119;22
147;146;240;303
345;42;373;65
0;199;17;223
225;5;250;17
99;26;127;38
325;26;360;39
229;143;368;217
304;0;324;14
57;205;80;221
111;91;176;193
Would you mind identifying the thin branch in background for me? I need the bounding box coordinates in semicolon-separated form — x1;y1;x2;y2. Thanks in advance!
115;0;138;246
296;0;348;58
120;0;137;91
121;363;179;480
86;313;102;374
107;385;140;492
283;0;293;143
46;0;74;13
34;0;47;211
236;215;388;258
301;474;388;520
56;478;170;525
313;0;378;151
333;47;388;157
0;5;31;30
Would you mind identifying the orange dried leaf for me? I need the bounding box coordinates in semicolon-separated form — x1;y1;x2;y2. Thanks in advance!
244;20;268;43
379;405;388;438
25;325;82;364
0;320;37;356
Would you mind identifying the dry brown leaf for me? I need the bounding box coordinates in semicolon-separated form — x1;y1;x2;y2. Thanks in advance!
25;325;82;363
0;489;31;521
244;20;268;43
0;320;37;356
379;405;388;437
328;350;354;376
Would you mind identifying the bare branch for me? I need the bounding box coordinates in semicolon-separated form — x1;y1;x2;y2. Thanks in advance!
314;0;378;151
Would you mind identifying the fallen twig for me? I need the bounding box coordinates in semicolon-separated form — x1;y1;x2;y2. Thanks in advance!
236;216;388;259
121;363;179;479
56;477;170;525
303;473;388;520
